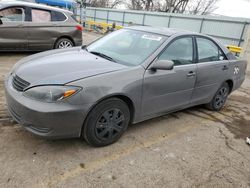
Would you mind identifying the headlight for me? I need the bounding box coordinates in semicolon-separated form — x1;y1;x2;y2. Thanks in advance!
23;86;81;102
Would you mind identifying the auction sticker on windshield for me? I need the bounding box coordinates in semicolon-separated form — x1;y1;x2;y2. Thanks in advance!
142;35;162;41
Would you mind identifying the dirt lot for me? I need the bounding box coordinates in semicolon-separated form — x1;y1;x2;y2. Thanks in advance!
0;32;250;188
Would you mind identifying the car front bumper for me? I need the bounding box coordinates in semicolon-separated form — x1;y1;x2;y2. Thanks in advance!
4;75;91;139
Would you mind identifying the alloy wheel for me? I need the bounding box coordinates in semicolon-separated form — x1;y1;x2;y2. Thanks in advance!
58;40;73;48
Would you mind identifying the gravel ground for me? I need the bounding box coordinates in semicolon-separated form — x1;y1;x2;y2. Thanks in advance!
0;32;250;188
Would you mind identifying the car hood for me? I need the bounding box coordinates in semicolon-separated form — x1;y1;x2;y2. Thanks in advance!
13;47;127;86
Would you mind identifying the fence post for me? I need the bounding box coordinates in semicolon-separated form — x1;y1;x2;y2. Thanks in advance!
106;10;109;23
168;15;171;28
240;26;250;70
122;11;126;26
142;13;146;25
93;9;97;21
199;18;204;33
238;22;247;46
79;6;82;24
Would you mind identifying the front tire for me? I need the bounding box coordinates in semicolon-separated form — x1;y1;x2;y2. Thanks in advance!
55;38;74;49
206;82;230;111
83;98;130;147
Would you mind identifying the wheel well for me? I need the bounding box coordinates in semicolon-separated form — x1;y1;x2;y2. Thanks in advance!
225;80;234;93
54;36;75;48
80;95;135;137
89;95;135;124
114;95;135;123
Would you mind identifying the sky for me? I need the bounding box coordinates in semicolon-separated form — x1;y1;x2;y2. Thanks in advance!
214;0;250;18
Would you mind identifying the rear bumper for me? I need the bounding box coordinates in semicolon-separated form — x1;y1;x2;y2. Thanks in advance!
75;40;82;47
233;77;245;91
74;31;83;47
5;75;92;139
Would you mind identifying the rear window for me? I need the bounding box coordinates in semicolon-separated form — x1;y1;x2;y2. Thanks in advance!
51;11;67;22
31;9;51;23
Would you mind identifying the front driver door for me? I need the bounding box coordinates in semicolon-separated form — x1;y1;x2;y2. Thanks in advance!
142;36;197;117
0;6;28;50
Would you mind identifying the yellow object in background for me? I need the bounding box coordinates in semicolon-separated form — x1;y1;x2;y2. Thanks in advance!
227;45;242;53
85;20;123;34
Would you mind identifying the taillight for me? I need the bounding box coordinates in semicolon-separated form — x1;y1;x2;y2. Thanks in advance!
75;25;83;31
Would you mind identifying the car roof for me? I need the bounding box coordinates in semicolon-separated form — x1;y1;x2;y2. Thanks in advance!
128;26;203;37
0;0;73;14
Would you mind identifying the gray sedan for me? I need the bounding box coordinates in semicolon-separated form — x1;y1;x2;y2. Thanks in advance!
0;1;82;51
5;26;247;147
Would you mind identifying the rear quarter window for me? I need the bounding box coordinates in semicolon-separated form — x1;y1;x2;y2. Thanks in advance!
51;11;67;22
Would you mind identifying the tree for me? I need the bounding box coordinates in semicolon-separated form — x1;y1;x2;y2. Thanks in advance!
127;0;154;11
127;0;218;15
85;0;123;8
161;0;189;13
187;0;218;15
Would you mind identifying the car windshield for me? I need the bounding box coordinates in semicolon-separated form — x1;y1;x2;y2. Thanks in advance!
86;29;167;66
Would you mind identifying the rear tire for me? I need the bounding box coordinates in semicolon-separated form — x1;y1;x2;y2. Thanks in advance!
206;82;230;111
55;38;74;49
83;98;130;147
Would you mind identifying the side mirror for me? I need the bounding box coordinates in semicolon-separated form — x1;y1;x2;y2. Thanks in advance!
81;45;87;49
150;60;174;71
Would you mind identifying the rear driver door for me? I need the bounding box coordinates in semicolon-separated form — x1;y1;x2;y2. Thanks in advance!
191;36;229;104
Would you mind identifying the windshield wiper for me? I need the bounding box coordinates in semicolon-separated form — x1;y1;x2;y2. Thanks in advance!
89;51;117;63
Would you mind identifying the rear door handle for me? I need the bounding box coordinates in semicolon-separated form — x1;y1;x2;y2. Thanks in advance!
222;65;229;70
187;71;196;77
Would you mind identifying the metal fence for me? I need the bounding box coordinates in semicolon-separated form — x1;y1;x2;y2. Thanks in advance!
85;7;250;46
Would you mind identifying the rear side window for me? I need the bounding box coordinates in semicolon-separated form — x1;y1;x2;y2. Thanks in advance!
196;37;227;63
51;11;67;22
0;7;24;22
159;37;193;66
31;9;51;23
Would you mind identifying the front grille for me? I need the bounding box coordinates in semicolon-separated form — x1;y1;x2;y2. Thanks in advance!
12;74;30;92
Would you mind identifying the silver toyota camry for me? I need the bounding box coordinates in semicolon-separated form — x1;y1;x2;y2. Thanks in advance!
5;26;247;147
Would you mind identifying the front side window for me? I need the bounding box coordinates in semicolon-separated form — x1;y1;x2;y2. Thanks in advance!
0;7;24;22
196;37;227;63
32;9;51;23
158;37;193;66
87;29;167;66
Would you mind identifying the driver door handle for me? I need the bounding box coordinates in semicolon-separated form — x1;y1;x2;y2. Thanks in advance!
187;71;196;77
